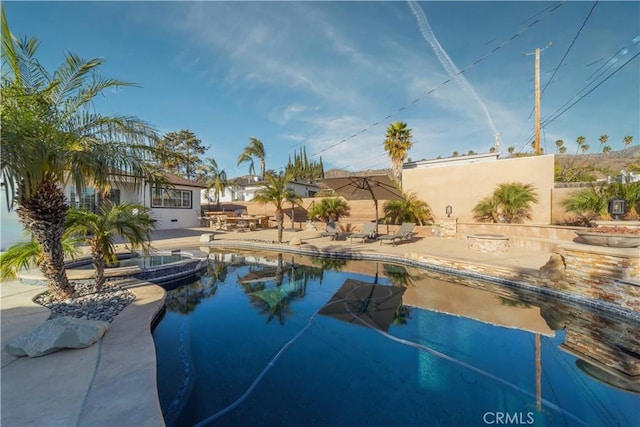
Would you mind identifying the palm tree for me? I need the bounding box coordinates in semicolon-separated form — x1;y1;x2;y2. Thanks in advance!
623;135;634;154
598;134;609;153
575;136;586;154
307;197;350;222
507;146;515;155
200;158;227;209
1;11;160;298
252;170;301;243
559;146;567;154
382;191;434;226
473;182;539;223
65;202;156;290
554;139;564;153
237;137;266;180
383;122;413;184
0;236;81;280
580;143;590;155
602;145;612;156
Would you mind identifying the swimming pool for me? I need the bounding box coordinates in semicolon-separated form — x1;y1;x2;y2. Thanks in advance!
153;251;639;427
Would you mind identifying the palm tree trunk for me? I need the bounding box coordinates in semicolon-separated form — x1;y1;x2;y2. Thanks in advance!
276;209;284;243
392;160;402;186
16;179;75;299
91;240;106;291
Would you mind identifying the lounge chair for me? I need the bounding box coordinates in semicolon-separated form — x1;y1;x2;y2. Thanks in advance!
320;221;340;240
350;222;378;243
377;223;416;245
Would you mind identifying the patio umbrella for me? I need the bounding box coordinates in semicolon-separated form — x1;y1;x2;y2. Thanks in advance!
320;174;403;233
318;279;405;332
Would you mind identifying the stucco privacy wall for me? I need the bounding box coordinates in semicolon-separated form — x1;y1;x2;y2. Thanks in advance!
402;155;555;224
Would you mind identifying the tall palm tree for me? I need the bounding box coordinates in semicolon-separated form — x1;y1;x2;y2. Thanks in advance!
554;139;564;153
598;134;609;153
383;122;413;184
1;10;160;298
623;135;634;154
575;136;586;154
237;137;266;179
65;202;156;290
252;170;301;243
200;158;227;209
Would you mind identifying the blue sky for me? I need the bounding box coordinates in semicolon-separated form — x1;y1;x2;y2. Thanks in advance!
4;1;639;176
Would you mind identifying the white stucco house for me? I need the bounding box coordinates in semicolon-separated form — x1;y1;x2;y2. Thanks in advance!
65;173;206;230
200;175;322;205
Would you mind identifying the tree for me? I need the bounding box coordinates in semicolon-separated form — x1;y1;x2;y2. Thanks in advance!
602;145;612;156
580;143;590;155
472;182;539;223
1;10;160;298
237;137;266;179
559;146;567;154
452;151;459;157
199;158;227;209
562;182;640;218
554;139;564;153
285;146;324;181
307;198;350;222
157;130;206;181
0;236;81;281
575;136;586;154
507;146;515;154
383;122;413;185
382;191;434;226
623;135;634;154
598;134;609;153
66;202;156;290
252;170;301;243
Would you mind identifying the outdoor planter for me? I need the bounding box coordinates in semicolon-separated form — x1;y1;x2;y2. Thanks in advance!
575;231;640;248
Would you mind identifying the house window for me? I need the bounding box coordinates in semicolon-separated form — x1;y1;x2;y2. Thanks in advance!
151;187;192;209
70;188;120;212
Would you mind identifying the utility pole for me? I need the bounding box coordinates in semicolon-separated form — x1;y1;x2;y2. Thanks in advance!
524;42;552;155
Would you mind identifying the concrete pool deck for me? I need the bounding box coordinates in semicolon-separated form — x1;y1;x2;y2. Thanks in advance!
1;226;557;426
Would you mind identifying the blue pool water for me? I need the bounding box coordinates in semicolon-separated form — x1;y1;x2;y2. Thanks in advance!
153;251;639;427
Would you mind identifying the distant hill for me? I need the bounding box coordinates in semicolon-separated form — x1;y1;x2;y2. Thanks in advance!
554;146;639;179
323;168;392;179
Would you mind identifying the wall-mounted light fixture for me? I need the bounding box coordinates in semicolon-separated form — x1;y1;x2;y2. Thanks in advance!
445;205;453;218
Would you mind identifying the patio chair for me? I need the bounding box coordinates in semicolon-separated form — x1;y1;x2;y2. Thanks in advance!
320;221;340;240
349;222;378;243
377;223;416;246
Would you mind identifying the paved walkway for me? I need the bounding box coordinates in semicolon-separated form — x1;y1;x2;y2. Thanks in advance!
1;226;554;426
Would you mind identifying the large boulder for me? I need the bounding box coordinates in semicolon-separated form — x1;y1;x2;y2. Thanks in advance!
5;316;109;358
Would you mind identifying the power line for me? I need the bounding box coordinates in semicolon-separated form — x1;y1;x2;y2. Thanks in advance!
542;1;598;95
310;1;564;159
542;51;639;126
